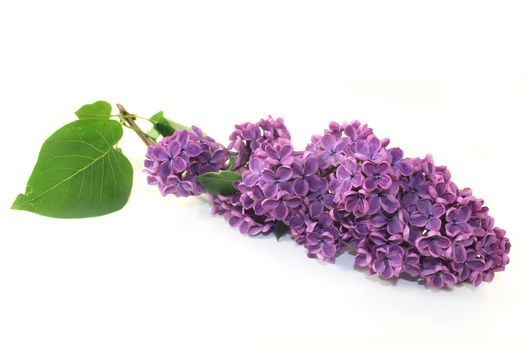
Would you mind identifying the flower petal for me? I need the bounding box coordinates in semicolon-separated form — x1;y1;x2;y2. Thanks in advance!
409;213;427;227
431;274;445;289
387;218;404;234
152;146;170;161
262;183;278;197
364;177;377;191
261;198;278;211
362;162;376;176
431;204;445;218
293;178;309;196
276;166;293;181
467;259;486;271
321;242;337;258
416;200;432;216
303;157;318;176
377;175;392;189
167;142;182;157
456;206;472;223
426;218;442;231
273;202;289;220
355;139;370;156
320;135;336;150
243;173;260;187
397;161;413;176
172;157;187;172
158;161;172;178
381;195;400;213
309;201;324;218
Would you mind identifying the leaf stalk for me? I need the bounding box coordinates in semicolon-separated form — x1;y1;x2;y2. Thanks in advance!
116;103;155;146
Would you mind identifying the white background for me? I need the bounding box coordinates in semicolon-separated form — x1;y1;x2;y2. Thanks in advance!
1;1;524;349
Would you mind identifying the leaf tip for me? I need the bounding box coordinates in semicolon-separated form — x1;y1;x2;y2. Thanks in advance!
11;193;28;210
75;100;112;119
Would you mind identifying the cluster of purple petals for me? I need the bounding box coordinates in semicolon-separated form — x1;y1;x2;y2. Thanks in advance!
210;116;299;237
210;193;273;236
145;117;511;289
227;116;291;170
144;126;229;196
224;119;510;288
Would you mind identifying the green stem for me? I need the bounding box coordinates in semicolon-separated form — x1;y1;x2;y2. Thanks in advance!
116;104;155;146
112;114;151;122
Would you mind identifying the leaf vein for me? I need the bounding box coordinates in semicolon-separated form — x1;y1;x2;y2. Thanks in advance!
17;149;114;206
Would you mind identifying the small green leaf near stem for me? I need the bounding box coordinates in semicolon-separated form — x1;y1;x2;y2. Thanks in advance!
150;111;191;138
196;171;242;195
274;221;290;241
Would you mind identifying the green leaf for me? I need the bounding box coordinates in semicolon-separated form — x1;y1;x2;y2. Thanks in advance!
274;221;290;241
12;119;133;218
145;128;160;142
227;155;237;171
196;171;242;195
75;100;112;119
150;111;190;137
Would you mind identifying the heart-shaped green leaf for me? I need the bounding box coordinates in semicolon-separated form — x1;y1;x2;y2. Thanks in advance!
12;119;133;218
75;100;112;119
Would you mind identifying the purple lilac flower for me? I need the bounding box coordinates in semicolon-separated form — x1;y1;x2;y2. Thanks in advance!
210;194;272;235
355;137;387;162
307;179;334;218
163;175;195;197
261;166;294;197
403;250;422;277
228;116;291;169
306;230;338;262
445;207;473;236
145;127;229;196
334;159;364;193
367;183;400;215
400;172;430;208
371;245;404;279
453;250;487;284
415;231;451;258
260;142;295;166
291;157;321;196
317;135;348;169
428;181;457;205
355;244;373;267
370;210;406;235
409;199;445;231
148;118;510;289
261;193;302;221
362;162;392;191
242;157;266;187
421;263;457;289
285;122;510;288
388;147;414;177
446;234;471;263
340;189;369;216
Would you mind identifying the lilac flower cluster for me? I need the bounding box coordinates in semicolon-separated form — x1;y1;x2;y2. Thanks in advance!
145;117;511;289
304;121;509;288
227;116;291;170
210;193;273;236
144;126;229;196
